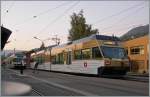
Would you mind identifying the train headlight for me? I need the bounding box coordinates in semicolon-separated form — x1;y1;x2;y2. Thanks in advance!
105;60;111;65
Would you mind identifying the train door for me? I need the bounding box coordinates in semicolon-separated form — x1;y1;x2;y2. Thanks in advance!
67;51;72;65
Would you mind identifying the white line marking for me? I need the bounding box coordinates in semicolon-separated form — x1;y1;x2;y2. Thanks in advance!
9;69;97;96
29;75;96;96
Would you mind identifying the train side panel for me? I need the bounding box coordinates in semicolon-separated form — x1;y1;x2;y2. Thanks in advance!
30;60;104;75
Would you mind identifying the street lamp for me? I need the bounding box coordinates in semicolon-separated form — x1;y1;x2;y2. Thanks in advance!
33;36;60;71
33;37;45;48
33;37;43;43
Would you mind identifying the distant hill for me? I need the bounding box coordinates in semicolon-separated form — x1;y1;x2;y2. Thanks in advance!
120;24;149;41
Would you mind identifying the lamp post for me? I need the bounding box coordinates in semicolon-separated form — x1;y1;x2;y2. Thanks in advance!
33;36;46;68
33;37;45;48
49;47;52;71
33;36;52;71
33;36;60;71
49;35;60;71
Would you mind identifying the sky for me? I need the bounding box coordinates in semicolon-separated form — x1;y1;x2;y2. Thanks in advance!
1;1;149;51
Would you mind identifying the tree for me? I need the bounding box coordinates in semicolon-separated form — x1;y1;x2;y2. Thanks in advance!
68;10;99;41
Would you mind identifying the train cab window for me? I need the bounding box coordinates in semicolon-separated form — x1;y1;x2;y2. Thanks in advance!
74;50;82;60
92;47;102;59
124;47;128;55
82;49;91;59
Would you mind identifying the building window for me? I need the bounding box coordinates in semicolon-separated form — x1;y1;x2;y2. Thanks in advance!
82;48;91;59
92;47;102;59
130;46;144;55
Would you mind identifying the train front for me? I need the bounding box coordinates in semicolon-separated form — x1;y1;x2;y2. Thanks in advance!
98;43;130;77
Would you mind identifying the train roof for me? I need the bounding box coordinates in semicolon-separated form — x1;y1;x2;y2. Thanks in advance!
95;35;120;41
54;34;120;48
30;34;120;52
73;34;120;44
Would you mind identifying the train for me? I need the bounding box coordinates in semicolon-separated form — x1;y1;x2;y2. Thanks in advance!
30;34;130;76
4;53;26;69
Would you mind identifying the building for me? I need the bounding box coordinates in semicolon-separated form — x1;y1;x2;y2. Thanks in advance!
122;35;149;73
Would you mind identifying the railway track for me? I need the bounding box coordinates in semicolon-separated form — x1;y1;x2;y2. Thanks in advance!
31;89;44;96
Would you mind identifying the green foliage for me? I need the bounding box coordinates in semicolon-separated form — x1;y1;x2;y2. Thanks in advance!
68;10;99;41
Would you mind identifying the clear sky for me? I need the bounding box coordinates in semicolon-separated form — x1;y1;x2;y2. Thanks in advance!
1;1;149;51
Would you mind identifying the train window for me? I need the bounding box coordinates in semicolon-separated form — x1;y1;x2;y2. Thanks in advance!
92;47;102;59
55;53;64;64
38;55;42;64
58;53;64;64
44;54;49;62
55;54;59;64
82;49;91;59
51;55;56;64
74;50;82;60
45;50;52;62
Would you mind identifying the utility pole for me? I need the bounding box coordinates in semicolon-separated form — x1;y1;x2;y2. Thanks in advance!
48;35;60;72
33;37;45;49
51;35;60;45
49;47;52;71
14;48;16;55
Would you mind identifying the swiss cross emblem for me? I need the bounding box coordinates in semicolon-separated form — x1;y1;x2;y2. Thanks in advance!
84;62;87;67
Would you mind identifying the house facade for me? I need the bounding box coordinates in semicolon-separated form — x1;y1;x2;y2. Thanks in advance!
122;35;149;73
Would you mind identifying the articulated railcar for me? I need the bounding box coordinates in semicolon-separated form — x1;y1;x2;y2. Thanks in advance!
31;34;129;76
5;53;26;69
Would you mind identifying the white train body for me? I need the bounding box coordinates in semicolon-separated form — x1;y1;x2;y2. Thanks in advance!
30;35;129;76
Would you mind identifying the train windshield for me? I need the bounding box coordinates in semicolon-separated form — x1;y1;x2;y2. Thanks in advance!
101;46;127;59
13;58;22;62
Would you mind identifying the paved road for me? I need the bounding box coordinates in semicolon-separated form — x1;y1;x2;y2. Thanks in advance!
1;68;149;96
